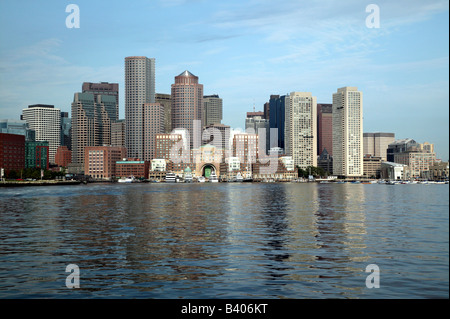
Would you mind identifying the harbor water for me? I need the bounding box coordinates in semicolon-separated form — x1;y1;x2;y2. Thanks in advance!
0;182;448;298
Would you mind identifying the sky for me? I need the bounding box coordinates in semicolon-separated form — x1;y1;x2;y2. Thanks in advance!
0;0;448;160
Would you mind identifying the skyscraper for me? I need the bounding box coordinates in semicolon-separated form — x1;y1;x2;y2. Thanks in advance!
285;92;317;169
155;93;172;133
82;82;119;119
202;94;223;127
125;56;156;158
269;95;285;151
71;92;117;164
143;103;165;161
22;104;61;163
332;87;363;177
363;132;395;161
245;111;269;154
171;70;203;149
317;103;332;156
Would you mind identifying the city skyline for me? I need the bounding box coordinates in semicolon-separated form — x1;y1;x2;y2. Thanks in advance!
0;1;448;160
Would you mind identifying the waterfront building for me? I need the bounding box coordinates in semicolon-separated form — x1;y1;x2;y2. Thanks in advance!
82;82;119;119
252;156;298;181
363;155;382;179
125;56;156;159
60;112;71;150
143;103;165;161
171;70;204;149
0;133;25;175
380;161;409;180
54;146;72;168
394;145;436;178
155;93;172;134
269;95;286;150
111;120;126;148
363;132;395;161
84;146;126;180
285;92;317;169
386;138;417;162
0;119;35;141
22;104;61;163
202;94;223;127
148;158;168;181
192;144;223;178
25;140;49;170
71;92;117;164
116;158;150;179
317;103;333;156
424;161;449;181
332;87;363;178
245;112;270;155
155;133;191;173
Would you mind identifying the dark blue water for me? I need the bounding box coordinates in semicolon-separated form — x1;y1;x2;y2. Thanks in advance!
0;183;448;298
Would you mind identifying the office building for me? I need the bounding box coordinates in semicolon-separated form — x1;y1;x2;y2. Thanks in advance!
22;104;61;163
143;103;165;161
125;56;156;159
171;70;204;149
0;119;35;141
0;133;25;175
25;140;49;170
116;158;150;179
71;92;117;164
232;133;259;172
202;123;230;151
111;120;126;148
332;87;363;177
394;143;436;178
55;146;72;168
363;155;382;178
84;146;126;180
155;93;172;133
82;82;119;119
269;95;286;150
60;112;71;150
285;92;317;169
386;138;417;162
363;132;395;161
317;103;332;156
202;94;223;127
245;112;270;154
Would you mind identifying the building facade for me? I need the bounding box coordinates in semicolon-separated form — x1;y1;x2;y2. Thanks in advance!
171;70;204;149
82;82;119;119
22;104;61;163
285;92;317;169
0;119;35;142
317;103;332;156
202;94;223;127
269;95;286;151
111;119;126;148
116;158;149;179
0;133;25;175
25;141;49;169
71;92;117;164
363;155;382;178
363;132;395;161
143;103;165;161
84;146;126;180
245;112;269;155
125;56;156;159
55;146;72;168
155;93;172;134
332;87;363;177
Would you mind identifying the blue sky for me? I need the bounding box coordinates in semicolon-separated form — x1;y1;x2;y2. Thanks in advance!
0;0;448;160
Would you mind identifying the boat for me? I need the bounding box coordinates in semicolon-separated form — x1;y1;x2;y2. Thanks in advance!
165;172;176;183
197;176;206;183
184;167;193;183
235;172;244;182
209;172;219;183
118;176;136;183
243;172;253;182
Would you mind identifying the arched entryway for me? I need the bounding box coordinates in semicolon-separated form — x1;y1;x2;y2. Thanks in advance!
201;164;217;178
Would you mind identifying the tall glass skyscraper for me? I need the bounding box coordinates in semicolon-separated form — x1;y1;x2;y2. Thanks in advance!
125;56;156;158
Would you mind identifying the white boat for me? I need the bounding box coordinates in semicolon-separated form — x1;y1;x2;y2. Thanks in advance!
235;172;243;182
197;176;206;183
184;173;193;183
165;172;176;183
118;176;136;183
209;172;219;183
